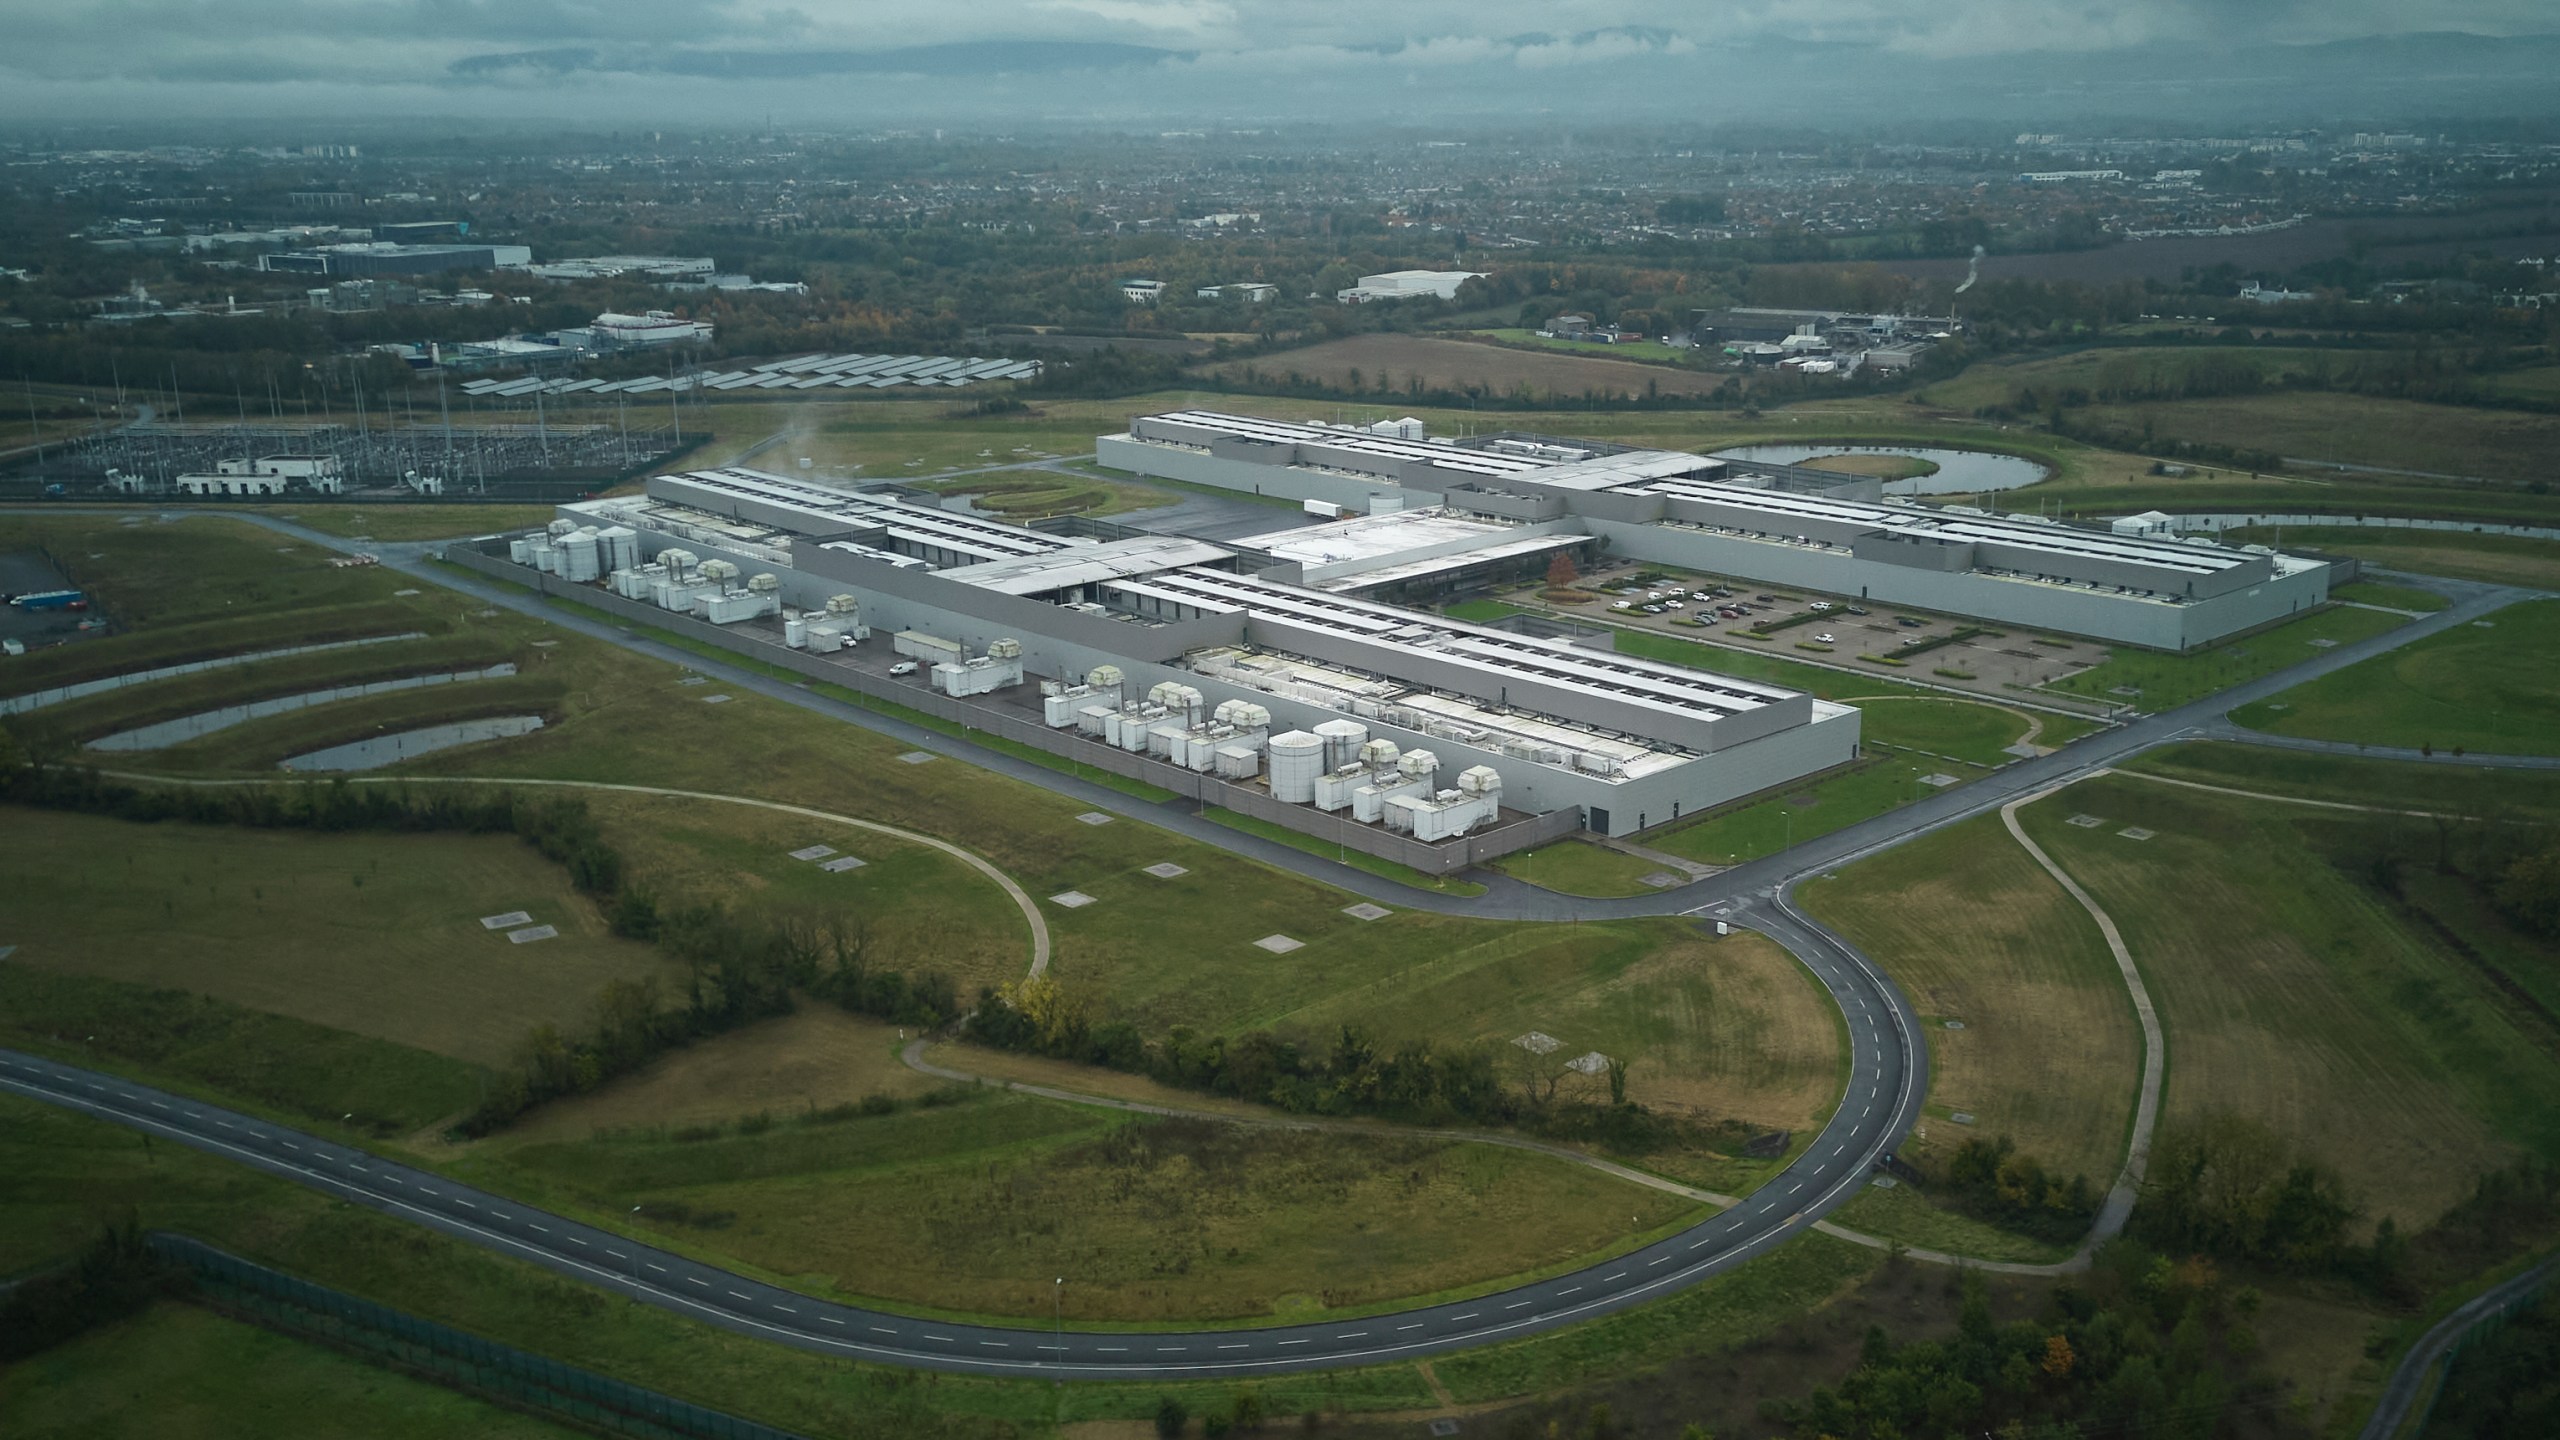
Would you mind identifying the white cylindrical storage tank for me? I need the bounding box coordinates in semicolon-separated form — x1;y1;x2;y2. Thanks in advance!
529;540;559;574
1268;731;1324;804
784;618;808;649
558;531;601;583
1313;719;1369;771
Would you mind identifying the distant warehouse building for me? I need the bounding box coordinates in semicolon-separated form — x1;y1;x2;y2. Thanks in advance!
258;242;531;278
1336;269;1485;304
1097;411;2334;651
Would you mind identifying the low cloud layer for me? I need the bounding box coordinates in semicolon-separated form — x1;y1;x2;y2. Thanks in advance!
2;1;2554;122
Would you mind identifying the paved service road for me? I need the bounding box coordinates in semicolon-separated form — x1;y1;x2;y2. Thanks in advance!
5;509;2540;1380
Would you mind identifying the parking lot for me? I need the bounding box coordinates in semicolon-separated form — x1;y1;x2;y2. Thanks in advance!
1500;561;2105;704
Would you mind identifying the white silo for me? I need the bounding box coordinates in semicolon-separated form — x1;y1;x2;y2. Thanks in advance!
1313;718;1370;771
558;530;602;583
1267;731;1324;804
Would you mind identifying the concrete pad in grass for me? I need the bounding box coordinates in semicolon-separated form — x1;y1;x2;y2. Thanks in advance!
1050;891;1097;909
1143;863;1189;879
506;924;558;944
479;910;533;930
788;845;836;862
1253;934;1302;954
1076;812;1114;825
1342;902;1391;921
820;855;867;872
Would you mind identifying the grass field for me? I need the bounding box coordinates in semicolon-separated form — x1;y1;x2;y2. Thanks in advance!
276;504;562;541
1648;755;1988;866
2119;740;2560;822
2228;525;2560;589
2232;600;2560;756
1485;838;1675;897
911;468;1171;518
0;1303;580;1440
502;1010;945;1143
2071;392;2560;488
1801;814;2138;1187
2331;580;2450;613
1827;1183;2074;1265
1278;921;1841;1135
2041;603;2407;710
0;807;674;1071
460;1093;1702;1325
2021;776;2560;1228
1472;328;1694;364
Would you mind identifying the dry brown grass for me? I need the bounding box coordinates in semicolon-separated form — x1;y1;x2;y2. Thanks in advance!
2023;779;2543;1229
1801;814;2140;1185
0;807;676;1068
505;1010;941;1142
1199;334;1730;400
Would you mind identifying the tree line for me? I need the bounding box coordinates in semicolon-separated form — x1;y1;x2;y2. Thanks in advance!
967;976;1677;1150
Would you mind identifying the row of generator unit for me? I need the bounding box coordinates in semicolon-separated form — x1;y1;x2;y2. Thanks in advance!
513;520;641;584
1036;680;1501;837
784;594;869;653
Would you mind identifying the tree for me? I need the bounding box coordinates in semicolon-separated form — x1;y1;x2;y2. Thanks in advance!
1154;1395;1188;1437
1545;551;1580;589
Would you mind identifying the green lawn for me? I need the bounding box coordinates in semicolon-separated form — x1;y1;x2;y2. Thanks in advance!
0;1303;580;1440
1649;756;1987;867
2041;604;2408;711
1487;838;1675;897
2119;741;2560;822
2231;600;2560;756
276;504;563;541
2332;580;2451;613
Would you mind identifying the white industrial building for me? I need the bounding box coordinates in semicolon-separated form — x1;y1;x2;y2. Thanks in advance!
172;454;345;497
500;466;1862;841
1097;411;2334;650
1335;270;1486;304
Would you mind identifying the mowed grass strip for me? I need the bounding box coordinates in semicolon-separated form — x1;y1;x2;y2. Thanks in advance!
0;807;675;1069
0;599;442;699
24;628;526;746
2042;604;2407;711
1802;813;2138;1186
464;1095;1698;1325
2022;777;2560;1228
1486;837;1676;897
1651;755;1985;867
2232;599;2560;756
0;1303;581;1440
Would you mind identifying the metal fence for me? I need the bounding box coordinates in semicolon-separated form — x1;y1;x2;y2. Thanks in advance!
446;542;1585;874
151;1234;810;1440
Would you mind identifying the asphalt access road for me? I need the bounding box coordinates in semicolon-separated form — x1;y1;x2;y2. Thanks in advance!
1;937;1917;1382
7;509;2535;1379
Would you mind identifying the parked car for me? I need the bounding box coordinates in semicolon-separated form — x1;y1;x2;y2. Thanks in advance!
1665;600;1685;610
888;661;919;676
1613;600;1634;610
1809;601;1833;612
1814;632;1836;644
1845;605;1870;616
1896;617;1924;628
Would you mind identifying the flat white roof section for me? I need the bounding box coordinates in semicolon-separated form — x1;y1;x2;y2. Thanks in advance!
933;537;1234;595
1228;507;1516;567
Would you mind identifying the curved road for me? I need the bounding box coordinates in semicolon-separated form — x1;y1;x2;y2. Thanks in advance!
1;506;2541;1380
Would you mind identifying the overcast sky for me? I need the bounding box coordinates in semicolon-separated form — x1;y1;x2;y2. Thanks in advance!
4;1;2556;126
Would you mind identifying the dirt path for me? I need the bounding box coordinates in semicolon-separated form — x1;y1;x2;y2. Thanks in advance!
2111;766;2480;819
1998;784;2165;1272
